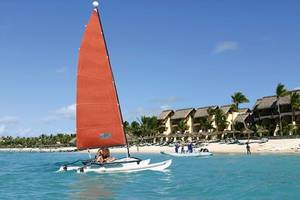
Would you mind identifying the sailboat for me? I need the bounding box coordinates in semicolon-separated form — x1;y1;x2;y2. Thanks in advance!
59;1;171;173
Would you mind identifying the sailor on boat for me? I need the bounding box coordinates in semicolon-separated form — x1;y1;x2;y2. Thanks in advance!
95;148;116;163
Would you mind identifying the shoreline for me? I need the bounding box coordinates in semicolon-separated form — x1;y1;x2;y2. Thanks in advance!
1;139;300;154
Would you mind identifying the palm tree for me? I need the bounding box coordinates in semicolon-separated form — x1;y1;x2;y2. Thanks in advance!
276;83;289;136
177;120;188;134
198;117;214;132
130;121;142;138
231;92;249;111
138;116;160;137
211;108;228;132
283;123;298;136
231;92;249;134
290;92;300;124
255;124;269;138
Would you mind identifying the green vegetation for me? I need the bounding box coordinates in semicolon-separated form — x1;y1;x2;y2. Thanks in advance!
231;91;249;111
124;116;162;142
198;117;214;132
276;83;289;136
177;120;188;134
0;134;75;148
231;91;249;132
210;108;228;132
290;91;300;123
1;83;300;147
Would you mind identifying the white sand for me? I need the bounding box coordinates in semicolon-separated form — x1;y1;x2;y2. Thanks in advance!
94;139;300;154
207;139;300;154
1;139;300;154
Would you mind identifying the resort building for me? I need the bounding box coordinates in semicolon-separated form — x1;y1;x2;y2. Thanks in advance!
193;106;217;133
157;90;300;138
158;110;174;135
219;104;237;131
233;108;253;130
253;89;300;136
158;106;252;136
170;108;195;134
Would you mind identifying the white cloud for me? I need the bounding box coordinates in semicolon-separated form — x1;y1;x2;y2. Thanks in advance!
0;116;19;136
294;87;300;90
55;104;76;119
150;96;181;104
15;128;33;137
0;125;6;134
124;96;183;121
160;105;171;110
56;67;67;73
126;104;175;122
0;116;18;124
125;107;159;122
43;104;76;122
213;41;239;54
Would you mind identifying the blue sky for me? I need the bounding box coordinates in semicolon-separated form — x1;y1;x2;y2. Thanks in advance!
0;0;300;136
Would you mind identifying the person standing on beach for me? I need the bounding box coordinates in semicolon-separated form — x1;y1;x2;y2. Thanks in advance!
181;143;185;153
175;143;180;153
187;142;193;153
246;143;251;155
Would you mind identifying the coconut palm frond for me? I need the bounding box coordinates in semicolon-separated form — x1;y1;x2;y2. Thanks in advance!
276;83;288;97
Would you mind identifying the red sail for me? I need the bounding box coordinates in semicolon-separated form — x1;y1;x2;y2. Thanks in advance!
76;10;126;150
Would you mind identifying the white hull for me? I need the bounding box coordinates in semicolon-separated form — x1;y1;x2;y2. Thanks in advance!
58;158;172;173
161;151;213;157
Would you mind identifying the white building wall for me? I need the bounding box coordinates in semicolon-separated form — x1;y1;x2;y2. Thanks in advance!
187;115;193;133
163;117;172;135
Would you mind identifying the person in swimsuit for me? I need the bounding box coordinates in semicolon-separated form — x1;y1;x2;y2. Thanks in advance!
96;147;116;163
246;143;251;155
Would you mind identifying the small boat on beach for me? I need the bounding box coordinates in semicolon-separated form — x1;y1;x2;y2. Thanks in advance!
59;1;171;173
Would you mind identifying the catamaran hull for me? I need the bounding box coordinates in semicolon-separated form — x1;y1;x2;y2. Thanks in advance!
81;159;172;173
161;151;213;157
58;159;172;173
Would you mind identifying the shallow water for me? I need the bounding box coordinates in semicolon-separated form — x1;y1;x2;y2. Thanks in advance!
1;152;300;200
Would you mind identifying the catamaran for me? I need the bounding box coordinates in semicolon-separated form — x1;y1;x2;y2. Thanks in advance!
59;1;171;173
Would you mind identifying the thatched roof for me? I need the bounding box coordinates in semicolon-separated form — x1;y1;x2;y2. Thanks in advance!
171;108;195;120
234;113;250;123
194;106;217;118
253;98;262;109
255;96;277;110
238;108;251;114
220;105;232;114
69;138;76;145
254;89;300;110
200;131;223;136
278;95;291;105
158;110;174;120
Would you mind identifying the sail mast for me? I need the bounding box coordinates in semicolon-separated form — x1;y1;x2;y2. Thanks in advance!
93;1;131;157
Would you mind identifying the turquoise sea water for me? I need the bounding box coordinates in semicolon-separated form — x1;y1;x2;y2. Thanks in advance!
1;152;300;200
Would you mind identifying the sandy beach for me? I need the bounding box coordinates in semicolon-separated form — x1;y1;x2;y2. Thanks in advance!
2;139;300;154
109;139;300;154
